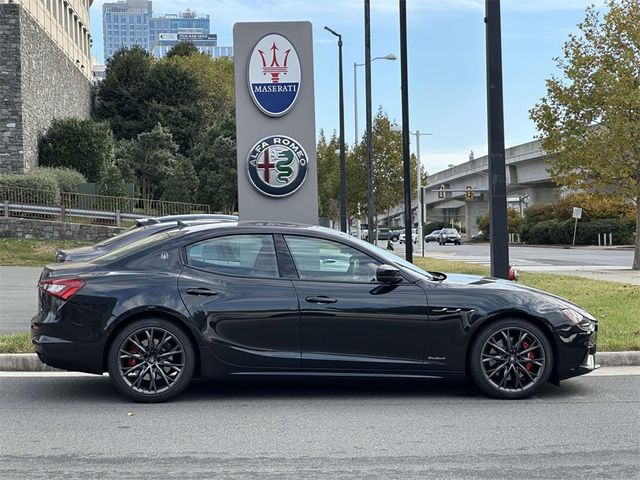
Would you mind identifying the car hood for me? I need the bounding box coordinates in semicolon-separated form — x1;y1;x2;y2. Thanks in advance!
437;273;595;320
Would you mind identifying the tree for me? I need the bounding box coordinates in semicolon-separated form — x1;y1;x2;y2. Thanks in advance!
145;61;205;154
191;115;238;213
316;130;340;223
167;54;235;128
93;47;155;140
166;41;200;59
347;109;417;225
98;163;127;198
38;118;113;182
116;124;178;201
161;156;199;204
530;0;640;269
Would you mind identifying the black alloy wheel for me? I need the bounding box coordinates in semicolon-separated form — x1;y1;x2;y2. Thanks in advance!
107;318;195;402
469;318;553;399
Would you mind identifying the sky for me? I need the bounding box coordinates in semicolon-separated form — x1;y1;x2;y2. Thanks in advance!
89;0;605;175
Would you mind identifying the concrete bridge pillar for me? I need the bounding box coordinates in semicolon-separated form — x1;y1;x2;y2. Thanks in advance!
465;200;488;238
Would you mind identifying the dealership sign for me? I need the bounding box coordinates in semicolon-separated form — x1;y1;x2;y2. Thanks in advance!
234;22;318;224
247;135;308;197
248;33;301;117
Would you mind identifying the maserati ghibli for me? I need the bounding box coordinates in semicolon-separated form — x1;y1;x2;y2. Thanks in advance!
32;222;598;402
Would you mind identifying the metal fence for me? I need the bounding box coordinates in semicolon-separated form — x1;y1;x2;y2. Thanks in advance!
0;185;211;226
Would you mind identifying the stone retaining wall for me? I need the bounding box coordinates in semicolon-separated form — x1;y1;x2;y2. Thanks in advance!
0;218;124;242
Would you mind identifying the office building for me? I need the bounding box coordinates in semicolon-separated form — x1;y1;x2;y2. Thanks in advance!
0;0;93;173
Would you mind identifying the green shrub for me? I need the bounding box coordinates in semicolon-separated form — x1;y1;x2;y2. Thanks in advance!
33;167;86;193
578;218;634;245
38;118;114;182
0;171;61;205
522;217;634;245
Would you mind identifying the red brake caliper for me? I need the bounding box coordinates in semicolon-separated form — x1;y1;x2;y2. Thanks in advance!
521;341;535;371
128;345;138;367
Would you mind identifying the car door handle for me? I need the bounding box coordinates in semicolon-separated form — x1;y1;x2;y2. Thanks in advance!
305;296;337;304
186;288;218;297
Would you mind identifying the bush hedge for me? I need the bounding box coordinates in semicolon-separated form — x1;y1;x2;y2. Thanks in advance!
521;218;634;245
0;170;61;204
33;167;86;193
38;118;114;182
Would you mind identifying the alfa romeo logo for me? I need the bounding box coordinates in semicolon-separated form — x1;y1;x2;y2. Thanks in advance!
248;33;301;117
247;135;308;197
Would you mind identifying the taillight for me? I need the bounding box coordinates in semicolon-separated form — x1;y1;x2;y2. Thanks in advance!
39;278;85;301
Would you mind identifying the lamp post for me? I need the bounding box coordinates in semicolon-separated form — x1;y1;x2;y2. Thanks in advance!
353;54;396;143
324;26;347;233
391;125;432;258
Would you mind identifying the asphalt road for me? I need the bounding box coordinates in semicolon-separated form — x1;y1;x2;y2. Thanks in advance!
0;266;39;334
1;370;638;479
392;241;635;268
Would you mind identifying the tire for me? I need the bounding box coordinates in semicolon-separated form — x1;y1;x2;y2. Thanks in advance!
391;235;399;242
107;317;196;403
469;318;553;399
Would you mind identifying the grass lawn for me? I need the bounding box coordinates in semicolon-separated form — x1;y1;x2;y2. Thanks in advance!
0;239;637;352
415;257;640;352
0;238;91;267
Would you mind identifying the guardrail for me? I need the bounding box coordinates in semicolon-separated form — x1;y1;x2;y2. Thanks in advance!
0;186;210;226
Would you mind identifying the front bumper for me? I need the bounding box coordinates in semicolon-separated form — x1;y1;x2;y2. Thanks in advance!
554;322;598;380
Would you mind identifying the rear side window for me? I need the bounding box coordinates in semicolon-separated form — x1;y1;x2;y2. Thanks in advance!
186;234;279;278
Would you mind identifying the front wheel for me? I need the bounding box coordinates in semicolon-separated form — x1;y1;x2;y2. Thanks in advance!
469;318;553;399
391;235;399;242
107;318;195;402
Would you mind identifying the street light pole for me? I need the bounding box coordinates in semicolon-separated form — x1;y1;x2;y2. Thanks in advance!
399;0;413;262
354;54;396;147
485;0;509;278
414;130;432;257
324;26;347;233
364;0;374;244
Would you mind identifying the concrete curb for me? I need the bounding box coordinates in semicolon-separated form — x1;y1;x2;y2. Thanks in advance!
0;351;639;372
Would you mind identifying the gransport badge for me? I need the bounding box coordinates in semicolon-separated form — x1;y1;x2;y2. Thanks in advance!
247;135;308;197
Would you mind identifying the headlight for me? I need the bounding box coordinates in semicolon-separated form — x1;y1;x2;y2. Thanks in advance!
562;308;595;331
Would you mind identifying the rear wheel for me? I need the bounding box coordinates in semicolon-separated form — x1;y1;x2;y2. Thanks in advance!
391;235;399;242
469;318;553;399
107;318;195;403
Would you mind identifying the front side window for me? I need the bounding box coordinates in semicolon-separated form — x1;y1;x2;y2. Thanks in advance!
284;236;380;283
186;234;279;278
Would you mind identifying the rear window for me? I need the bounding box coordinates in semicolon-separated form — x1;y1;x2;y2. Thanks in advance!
90;231;181;265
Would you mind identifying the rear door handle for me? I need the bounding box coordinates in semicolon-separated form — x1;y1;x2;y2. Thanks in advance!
305;296;337;304
186;288;218;297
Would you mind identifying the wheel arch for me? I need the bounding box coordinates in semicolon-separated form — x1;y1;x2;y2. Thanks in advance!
102;309;202;376
464;310;559;384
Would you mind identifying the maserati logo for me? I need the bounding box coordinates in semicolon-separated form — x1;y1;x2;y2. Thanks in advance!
247;135;308;197
248;33;301;116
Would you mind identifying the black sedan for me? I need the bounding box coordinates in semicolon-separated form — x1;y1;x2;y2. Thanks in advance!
32;222;598;402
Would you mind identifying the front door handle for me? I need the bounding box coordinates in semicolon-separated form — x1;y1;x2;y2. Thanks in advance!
305;295;337;304
186;288;218;297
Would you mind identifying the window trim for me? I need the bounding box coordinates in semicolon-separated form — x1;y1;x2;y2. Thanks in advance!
182;233;282;280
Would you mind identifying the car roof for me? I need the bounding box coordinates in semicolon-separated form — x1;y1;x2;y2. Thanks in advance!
135;214;238;226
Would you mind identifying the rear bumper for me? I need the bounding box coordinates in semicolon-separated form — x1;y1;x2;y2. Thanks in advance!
31;331;104;374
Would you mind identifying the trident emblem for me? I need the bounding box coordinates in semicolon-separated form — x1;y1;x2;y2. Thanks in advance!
258;42;291;83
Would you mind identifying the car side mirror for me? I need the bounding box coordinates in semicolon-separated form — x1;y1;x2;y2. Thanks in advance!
376;264;402;283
